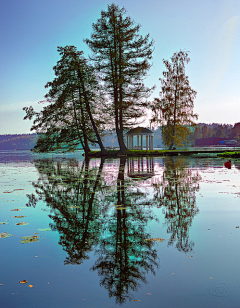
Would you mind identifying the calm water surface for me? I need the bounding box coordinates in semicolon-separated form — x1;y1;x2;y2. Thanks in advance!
0;150;240;308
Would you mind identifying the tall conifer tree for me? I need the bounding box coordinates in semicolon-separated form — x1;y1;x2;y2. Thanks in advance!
24;46;106;154
85;3;154;153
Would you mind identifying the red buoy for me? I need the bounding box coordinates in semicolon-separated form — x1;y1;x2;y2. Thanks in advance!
224;160;231;169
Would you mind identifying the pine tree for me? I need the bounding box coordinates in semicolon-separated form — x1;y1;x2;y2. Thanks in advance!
151;50;198;149
24;46;106;154
85;3;154;153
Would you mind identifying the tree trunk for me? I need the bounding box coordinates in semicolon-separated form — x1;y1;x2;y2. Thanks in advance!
78;70;107;155
72;95;90;154
118;18;127;154
169;64;179;150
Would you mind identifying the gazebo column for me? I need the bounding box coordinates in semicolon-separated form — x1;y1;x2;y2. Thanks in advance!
137;135;139;149
141;135;143;150
131;135;134;149
146;135;148;150
150;136;153;150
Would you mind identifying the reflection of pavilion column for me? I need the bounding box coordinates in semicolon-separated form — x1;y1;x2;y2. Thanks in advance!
131;157;134;172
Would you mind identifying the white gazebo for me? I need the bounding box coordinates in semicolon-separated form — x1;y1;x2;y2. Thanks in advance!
126;127;154;150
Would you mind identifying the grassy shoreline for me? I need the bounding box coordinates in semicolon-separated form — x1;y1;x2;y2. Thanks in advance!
84;149;240;158
217;151;240;158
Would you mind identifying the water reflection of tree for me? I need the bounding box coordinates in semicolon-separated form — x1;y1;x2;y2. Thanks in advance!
92;157;158;304
153;157;201;252
27;157;159;304
27;157;105;264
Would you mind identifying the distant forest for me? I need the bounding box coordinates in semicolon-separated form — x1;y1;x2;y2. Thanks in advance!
0;122;239;150
0;134;38;150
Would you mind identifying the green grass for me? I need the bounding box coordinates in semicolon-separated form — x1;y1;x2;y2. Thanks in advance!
217;151;240;158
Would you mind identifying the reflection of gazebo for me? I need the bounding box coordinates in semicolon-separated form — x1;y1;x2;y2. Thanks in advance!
127;157;154;179
126;127;154;150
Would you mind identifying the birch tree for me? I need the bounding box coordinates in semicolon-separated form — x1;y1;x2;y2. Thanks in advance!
151;50;198;149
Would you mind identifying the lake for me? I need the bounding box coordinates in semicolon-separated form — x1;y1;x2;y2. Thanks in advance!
0;150;240;308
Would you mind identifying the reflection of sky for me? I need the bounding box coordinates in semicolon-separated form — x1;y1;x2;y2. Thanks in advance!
1;152;240;307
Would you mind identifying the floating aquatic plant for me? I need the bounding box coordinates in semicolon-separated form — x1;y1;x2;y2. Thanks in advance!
15;222;29;226
20;235;40;244
11;216;26;218
144;238;166;242
0;232;12;238
19;280;28;284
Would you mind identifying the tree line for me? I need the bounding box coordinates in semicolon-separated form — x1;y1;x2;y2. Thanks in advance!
193;122;240;141
24;3;198;154
0;134;37;150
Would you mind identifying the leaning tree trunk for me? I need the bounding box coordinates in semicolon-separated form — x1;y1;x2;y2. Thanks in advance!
78;72;107;155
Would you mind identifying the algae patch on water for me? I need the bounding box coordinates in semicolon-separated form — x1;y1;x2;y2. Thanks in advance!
20;235;40;244
0;232;12;238
15;222;29;226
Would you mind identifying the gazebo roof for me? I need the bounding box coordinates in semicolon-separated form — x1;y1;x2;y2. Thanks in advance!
126;127;154;136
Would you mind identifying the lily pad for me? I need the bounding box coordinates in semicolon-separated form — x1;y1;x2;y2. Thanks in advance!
20;235;40;244
37;228;51;231
15;222;29;226
10;209;21;212
11;216;27;218
19;280;28;284
0;222;8;225
145;238;166;242
0;232;12;238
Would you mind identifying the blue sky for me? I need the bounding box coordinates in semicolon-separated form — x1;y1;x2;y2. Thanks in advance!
0;0;240;134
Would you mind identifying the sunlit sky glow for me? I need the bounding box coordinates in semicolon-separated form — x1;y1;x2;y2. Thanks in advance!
0;0;240;134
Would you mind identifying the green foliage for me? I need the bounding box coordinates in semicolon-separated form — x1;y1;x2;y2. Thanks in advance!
85;3;154;152
151;50;198;150
192;123;233;140
217;152;240;158
24;46;106;153
231;122;240;141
